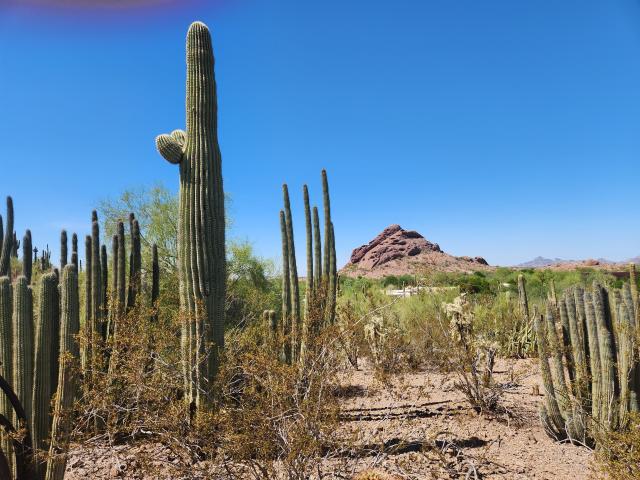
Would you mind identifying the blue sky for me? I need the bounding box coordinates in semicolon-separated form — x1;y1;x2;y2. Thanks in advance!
0;0;639;269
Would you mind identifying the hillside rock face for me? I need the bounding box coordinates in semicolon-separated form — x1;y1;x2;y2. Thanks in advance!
342;224;490;278
349;224;442;269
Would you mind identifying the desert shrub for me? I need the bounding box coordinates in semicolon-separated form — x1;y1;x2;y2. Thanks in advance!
594;413;640;479
439;294;515;414
215;325;342;479
473;293;535;358
74;296;342;479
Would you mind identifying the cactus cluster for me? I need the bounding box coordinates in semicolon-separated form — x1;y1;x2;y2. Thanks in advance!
535;270;640;445
0;195;159;479
156;21;226;408
279;170;338;364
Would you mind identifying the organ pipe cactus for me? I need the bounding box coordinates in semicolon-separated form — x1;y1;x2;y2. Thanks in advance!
282;185;301;361
278;171;338;363
303;186;313;294
0;277;12;465
12;277;33;428
156;22;226;407
45;265;80;480
70;234;78;270
280;211;292;364
82;235;91;375
536;280;640;445
32;272;58;478
126;215;141;310
0;197;14;277
313;206;322;289
60;231;67;272
22;231;32;284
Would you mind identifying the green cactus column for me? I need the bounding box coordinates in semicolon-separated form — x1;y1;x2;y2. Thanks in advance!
592;283;618;430
0;277;12;467
23;230;33;284
45;264;80;480
0;198;13;277
32;272;59;478
82;235;92;376
517;275;530;323
12;276;33;428
60;230;68;272
70;234;78;270
156;21;226;407
303;186;313;294
280;211;292;364
282;185;301;361
312;206;322;290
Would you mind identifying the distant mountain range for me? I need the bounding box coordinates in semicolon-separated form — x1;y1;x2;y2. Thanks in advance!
517;256;640;268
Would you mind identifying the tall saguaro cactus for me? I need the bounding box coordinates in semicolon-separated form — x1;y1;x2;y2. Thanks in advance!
156;21;226;407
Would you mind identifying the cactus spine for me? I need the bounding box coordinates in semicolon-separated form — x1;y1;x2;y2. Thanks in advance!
156;22;226;406
45;265;79;480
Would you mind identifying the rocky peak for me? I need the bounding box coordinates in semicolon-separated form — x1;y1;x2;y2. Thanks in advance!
349;224;443;269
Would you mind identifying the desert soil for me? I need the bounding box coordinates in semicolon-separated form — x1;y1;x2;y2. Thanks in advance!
64;359;593;479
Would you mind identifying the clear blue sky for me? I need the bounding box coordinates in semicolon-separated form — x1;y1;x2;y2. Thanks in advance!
0;0;639;269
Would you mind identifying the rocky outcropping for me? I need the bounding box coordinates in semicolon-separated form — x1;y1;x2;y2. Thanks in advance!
349;224;442;269
341;224;490;278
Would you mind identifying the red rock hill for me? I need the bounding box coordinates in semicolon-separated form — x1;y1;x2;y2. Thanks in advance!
341;224;490;278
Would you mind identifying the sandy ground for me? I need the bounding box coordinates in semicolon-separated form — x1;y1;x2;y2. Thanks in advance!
64;358;593;479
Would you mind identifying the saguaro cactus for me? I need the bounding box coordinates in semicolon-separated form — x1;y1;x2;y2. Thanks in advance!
156;21;226;406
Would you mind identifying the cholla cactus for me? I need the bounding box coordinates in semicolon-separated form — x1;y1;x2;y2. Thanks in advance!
443;293;473;345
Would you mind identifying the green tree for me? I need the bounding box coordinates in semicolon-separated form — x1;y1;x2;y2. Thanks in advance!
98;184;278;328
